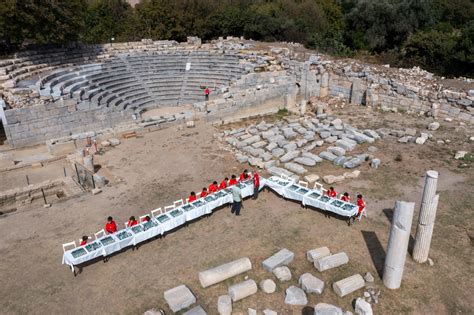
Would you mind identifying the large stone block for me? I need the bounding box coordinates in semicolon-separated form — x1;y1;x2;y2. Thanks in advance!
285;162;307;174
217;295;232;315
228;279;258;302
299;273;325;294
244;135;261;145
280;150;300;163
183;305;207;315
306;247;331;262
336;139;357;151
262;248;295;272
283;142;297;152
355;297;373;315
266;142;278;151
294;157;316;166
328;146;346;157
164;284;196;312
285;286;308;305
271;148;285;158
283;127;297;138
199;257;252;288
273;266;292;281
260;279;276;293
319;151;338;162
314;303;343;315
267;166;299;181
323;175;345;184
314;252;349;272
332;274;365;297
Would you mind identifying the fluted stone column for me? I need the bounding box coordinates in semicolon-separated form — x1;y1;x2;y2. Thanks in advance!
228;279;258;302
314;252;349;272
413;170;439;263
383;201;415;289
332;274;365;297
199;257;252;288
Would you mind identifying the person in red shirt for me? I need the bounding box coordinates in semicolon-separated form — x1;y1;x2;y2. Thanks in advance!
80;235;88;246
351;194;366;224
341;192;350;202
142;215;150;223
327;187;337;198
204;87;210;101
228;175;238;186
357;194;366;214
200;188;208;198
208;181;218;193
105;216;117;234
188;191;197;203
239;169;249;181
219;178;229;190
252;170;260;200
127;216;138;227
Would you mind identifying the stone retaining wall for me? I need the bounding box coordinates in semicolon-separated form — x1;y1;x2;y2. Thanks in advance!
4;99;134;147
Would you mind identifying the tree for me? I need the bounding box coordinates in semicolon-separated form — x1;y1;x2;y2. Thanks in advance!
83;0;135;43
0;0;86;52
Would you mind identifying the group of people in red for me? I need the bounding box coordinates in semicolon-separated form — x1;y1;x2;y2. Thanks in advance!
187;169;260;203
79;215;152;246
326;186;366;223
79;170;260;246
78;171;364;246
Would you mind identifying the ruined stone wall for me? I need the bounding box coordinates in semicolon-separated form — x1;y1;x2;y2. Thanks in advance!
287;55;473;124
4;100;134;147
324;72;473;123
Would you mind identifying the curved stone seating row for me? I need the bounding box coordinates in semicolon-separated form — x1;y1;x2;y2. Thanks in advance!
32;52;243;112
1;40;239;89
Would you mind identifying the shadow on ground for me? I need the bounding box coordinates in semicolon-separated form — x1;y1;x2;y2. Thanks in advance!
361;230;385;279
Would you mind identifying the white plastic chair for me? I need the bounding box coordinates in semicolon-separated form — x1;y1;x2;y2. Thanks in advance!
124;221;129;228
151;208;162;218
164;205;174;212
313;182;324;192
298;180;308;188
139;214;149;222
62;241;76;253
94;229;106;239
358;206;368;221
173;199;184;207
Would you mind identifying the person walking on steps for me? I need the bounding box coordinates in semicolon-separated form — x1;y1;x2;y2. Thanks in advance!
204;87;210;101
231;182;243;216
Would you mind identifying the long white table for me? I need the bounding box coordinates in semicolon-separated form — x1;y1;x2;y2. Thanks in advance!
63;176;357;272
265;176;359;217
62;180;265;271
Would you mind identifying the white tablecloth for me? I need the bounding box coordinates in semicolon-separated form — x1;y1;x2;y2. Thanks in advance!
266;175;359;217
283;184;312;202
62;176;356;270
264;176;293;197
62;183;253;269
131;222;164;245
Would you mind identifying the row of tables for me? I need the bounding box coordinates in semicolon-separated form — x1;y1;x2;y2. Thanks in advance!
63;175;359;272
62;180;260;272
265;176;359;217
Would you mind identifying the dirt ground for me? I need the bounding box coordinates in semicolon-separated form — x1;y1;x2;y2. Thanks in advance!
0;106;473;315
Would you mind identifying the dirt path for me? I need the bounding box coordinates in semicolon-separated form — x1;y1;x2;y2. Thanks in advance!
0;109;472;314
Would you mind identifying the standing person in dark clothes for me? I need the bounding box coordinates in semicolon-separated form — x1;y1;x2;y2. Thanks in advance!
231;183;243;216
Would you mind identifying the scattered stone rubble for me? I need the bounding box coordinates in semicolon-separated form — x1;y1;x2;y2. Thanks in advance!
217;115;382;181
159;246;383;314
